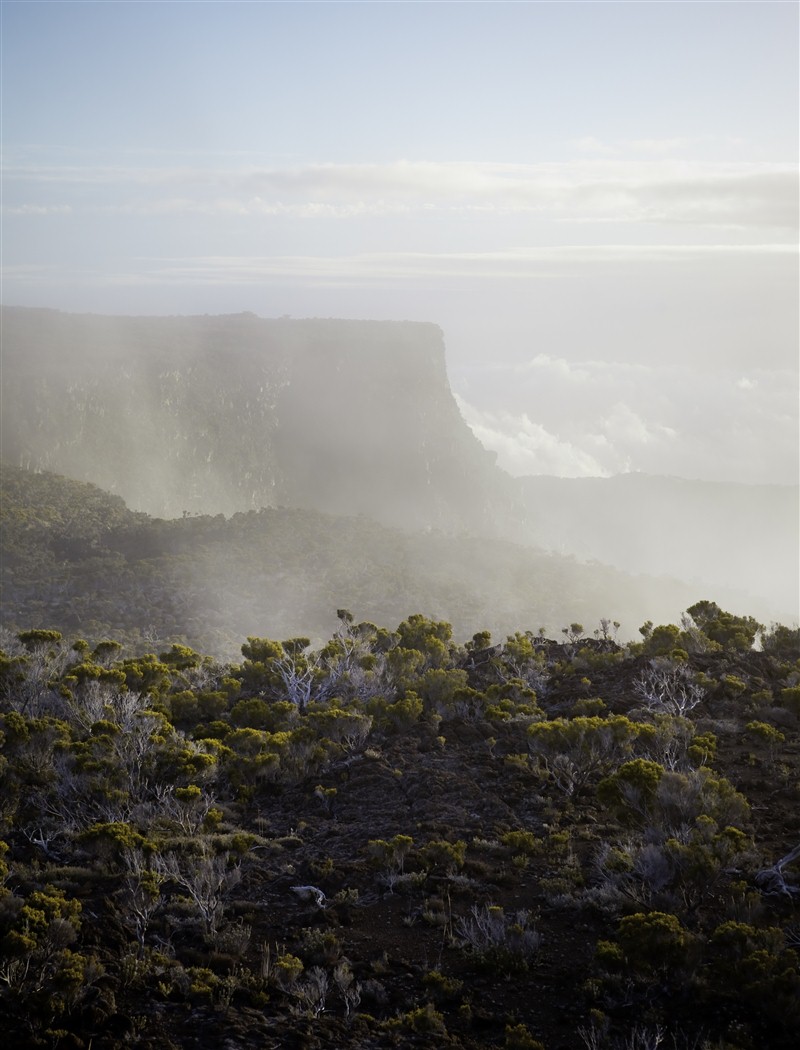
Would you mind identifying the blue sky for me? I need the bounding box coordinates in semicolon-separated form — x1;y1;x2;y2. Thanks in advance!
4;2;796;160
2;0;798;484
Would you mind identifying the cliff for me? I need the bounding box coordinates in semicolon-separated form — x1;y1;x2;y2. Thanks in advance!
0;307;502;531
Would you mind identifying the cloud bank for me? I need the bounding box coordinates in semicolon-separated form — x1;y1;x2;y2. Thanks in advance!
4;158;797;230
454;357;798;487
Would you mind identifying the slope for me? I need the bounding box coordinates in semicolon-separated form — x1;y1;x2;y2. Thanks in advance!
1;464;719;659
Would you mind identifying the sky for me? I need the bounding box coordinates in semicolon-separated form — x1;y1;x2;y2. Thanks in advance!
2;0;798;485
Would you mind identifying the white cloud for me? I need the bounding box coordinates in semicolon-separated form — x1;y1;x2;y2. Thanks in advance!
4;158;797;230
600;403;676;447
453;360;798;486
4;204;72;215
45;242;787;291
522;354;593;383
623;137;695;155
569;136;747;158
455;397;608;478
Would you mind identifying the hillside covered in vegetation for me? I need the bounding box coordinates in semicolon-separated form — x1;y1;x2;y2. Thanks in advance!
2;463;724;659
0;603;798;1050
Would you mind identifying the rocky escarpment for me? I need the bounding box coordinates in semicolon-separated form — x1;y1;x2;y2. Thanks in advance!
0;308;503;532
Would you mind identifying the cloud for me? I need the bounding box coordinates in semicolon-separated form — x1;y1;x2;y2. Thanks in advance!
600;403;677;447
4;204;72;215
570;136;741;157
453;359;799;486
624;138;695;155
522;354;593;383
4;158;797;230
455;398;609;478
629;171;798;228
42;242;786;290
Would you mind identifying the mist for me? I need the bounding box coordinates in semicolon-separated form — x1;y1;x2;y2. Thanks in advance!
1;1;798;645
1;306;796;651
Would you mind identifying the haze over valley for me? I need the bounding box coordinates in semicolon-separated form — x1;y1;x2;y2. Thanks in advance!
1;306;796;655
2;1;798;645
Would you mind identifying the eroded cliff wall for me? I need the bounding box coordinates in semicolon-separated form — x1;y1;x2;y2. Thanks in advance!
1;308;501;532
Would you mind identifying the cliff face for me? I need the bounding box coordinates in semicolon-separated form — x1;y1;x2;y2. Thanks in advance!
0;308;501;531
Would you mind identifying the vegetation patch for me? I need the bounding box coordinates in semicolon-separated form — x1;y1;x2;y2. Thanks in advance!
0;603;797;1048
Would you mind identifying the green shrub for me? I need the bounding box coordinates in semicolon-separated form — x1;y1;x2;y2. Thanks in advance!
400;1002;447;1034
616;911;693;976
779;686;800;716
500;830;539;856
421;839;466;874
707;921;800;1024
505;1022;545;1049
597;759;664;825
422;969;463;1002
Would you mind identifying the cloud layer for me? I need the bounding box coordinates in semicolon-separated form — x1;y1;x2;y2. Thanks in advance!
454;356;798;487
4;158;797;231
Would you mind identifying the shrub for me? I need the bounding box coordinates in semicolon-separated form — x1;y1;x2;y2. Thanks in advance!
688;731;717;766
368;693;424;731
684;601;762;652
272;952;304;992
528;715;648;795
615;911;693;976
421;839;466;875
633;659;706;716
298;926;343;966
597;759;664;825
707;921;800;1024
78;822;150;866
399;1002;447;1034
572;697;607;717
745;720;786;761
422;969;463;1002
366;834;414;874
456;903;541;972
599;764;749;838
500;830;540;856
779;686;800;716
505;1022;545;1050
